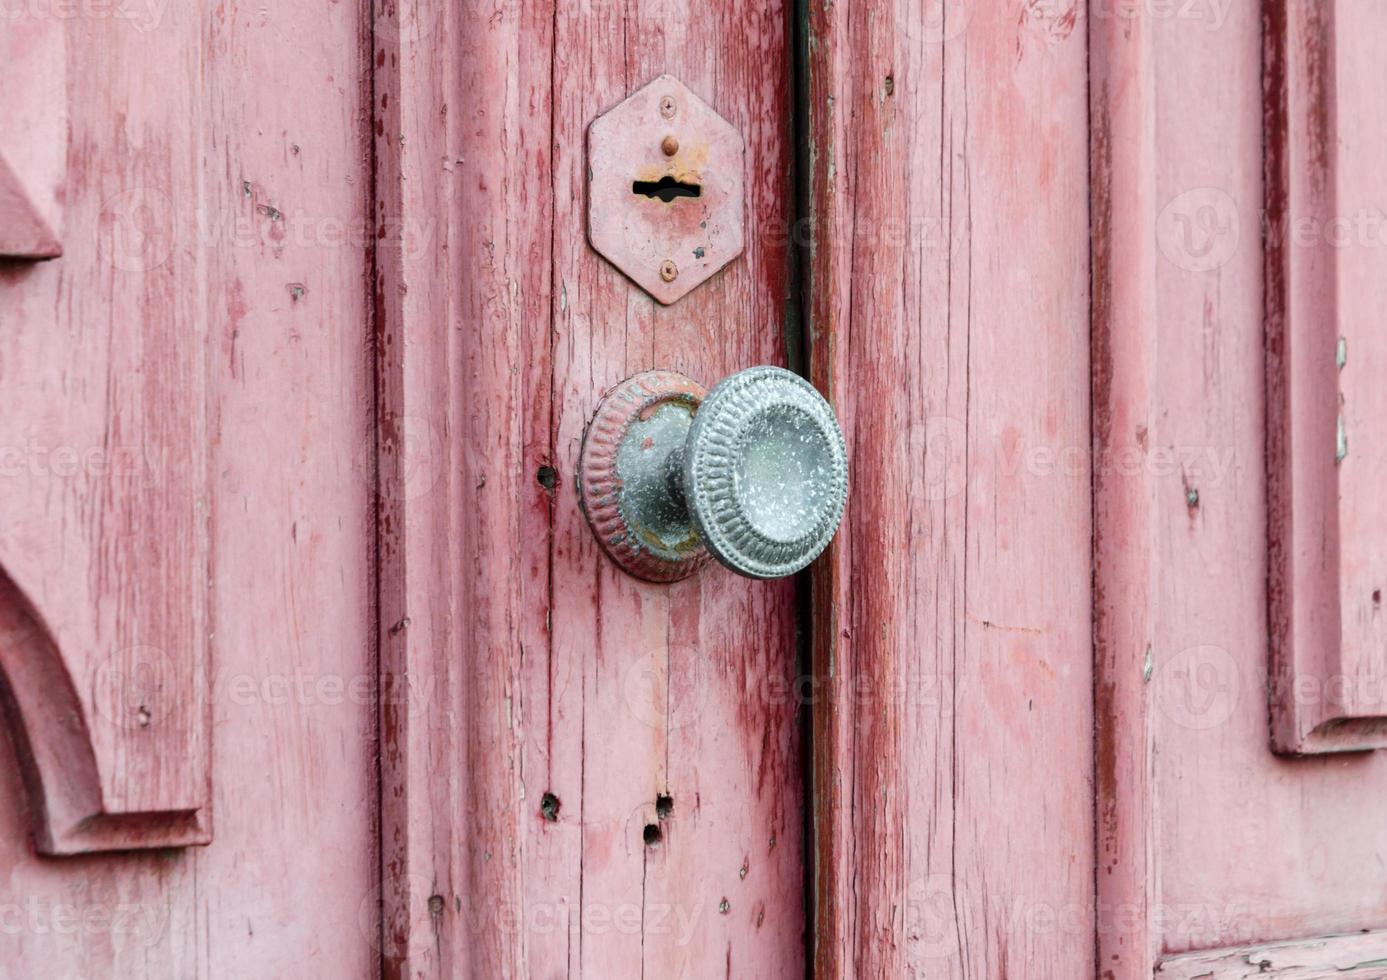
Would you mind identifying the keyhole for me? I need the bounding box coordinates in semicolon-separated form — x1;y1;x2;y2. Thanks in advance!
632;176;702;203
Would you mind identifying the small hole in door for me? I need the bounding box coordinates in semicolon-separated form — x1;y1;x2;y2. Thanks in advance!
632;176;702;203
643;823;663;847
655;793;674;819
540;792;561;822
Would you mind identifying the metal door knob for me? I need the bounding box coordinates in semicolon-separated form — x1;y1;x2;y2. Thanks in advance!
578;366;848;581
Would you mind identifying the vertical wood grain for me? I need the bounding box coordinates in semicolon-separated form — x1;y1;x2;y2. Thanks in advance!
0;0;378;973
378;2;802;977
1333;0;1387;726
1096;0;1387;966
807;0;1093;975
543;5;801;976
373;0;549;972
0;0;211;853
1091;6;1160;978
1266;0;1387;754
199;0;378;973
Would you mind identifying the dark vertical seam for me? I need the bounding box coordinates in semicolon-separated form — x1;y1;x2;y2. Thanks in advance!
1086;4;1101;978
546;1;564;976
366;0;387;973
790;0;814;976
546;0;560;829
842;15;864;973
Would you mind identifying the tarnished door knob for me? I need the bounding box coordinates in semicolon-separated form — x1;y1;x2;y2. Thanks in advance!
578;366;848;582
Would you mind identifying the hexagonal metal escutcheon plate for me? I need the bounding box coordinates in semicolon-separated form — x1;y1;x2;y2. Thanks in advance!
587;75;745;305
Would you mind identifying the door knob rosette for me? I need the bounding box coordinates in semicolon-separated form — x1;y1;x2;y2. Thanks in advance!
578;366;847;582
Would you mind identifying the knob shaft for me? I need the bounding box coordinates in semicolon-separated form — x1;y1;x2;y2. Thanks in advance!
578;366;848;582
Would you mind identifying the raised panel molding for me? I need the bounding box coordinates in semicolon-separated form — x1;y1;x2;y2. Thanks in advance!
1265;0;1387;754
0;14;65;258
0;570;208;854
0;8;211;854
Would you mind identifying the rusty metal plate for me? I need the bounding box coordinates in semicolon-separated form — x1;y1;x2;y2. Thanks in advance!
587;75;745;305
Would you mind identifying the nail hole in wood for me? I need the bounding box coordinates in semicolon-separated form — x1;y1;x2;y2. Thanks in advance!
540;792;561;822
656;793;673;819
643;823;663;847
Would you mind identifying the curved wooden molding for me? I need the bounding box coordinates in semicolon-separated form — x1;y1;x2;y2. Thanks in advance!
0;14;65;258
0;569;208;855
1265;0;1387;754
0;155;61;259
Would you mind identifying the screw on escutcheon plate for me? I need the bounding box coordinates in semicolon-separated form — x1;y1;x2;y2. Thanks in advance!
577;367;848;582
659;260;678;282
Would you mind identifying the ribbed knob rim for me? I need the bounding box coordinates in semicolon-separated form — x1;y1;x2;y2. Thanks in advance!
683;366;848;579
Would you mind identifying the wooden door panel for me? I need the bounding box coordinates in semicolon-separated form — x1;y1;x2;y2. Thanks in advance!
1267;0;1387;754
0;2;377;975
14;3;1387;977
377;2;802;976
0;5;211;856
1096;0;1387;973
544;7;800;976
808;0;1094;975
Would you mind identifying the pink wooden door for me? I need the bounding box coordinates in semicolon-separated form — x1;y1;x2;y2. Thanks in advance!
1093;1;1387;976
5;2;1387;979
0;3;379;975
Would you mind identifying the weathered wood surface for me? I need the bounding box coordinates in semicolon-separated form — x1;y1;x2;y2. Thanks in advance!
1090;3;1160;975
807;0;1094;975
1157;930;1387;979
0;12;65;257
0;0;377;973
379;1;803;976
0;6;211;854
1266;0;1387;754
1095;0;1387;972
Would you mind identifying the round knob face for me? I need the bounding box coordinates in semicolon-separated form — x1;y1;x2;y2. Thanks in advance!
683;366;848;579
